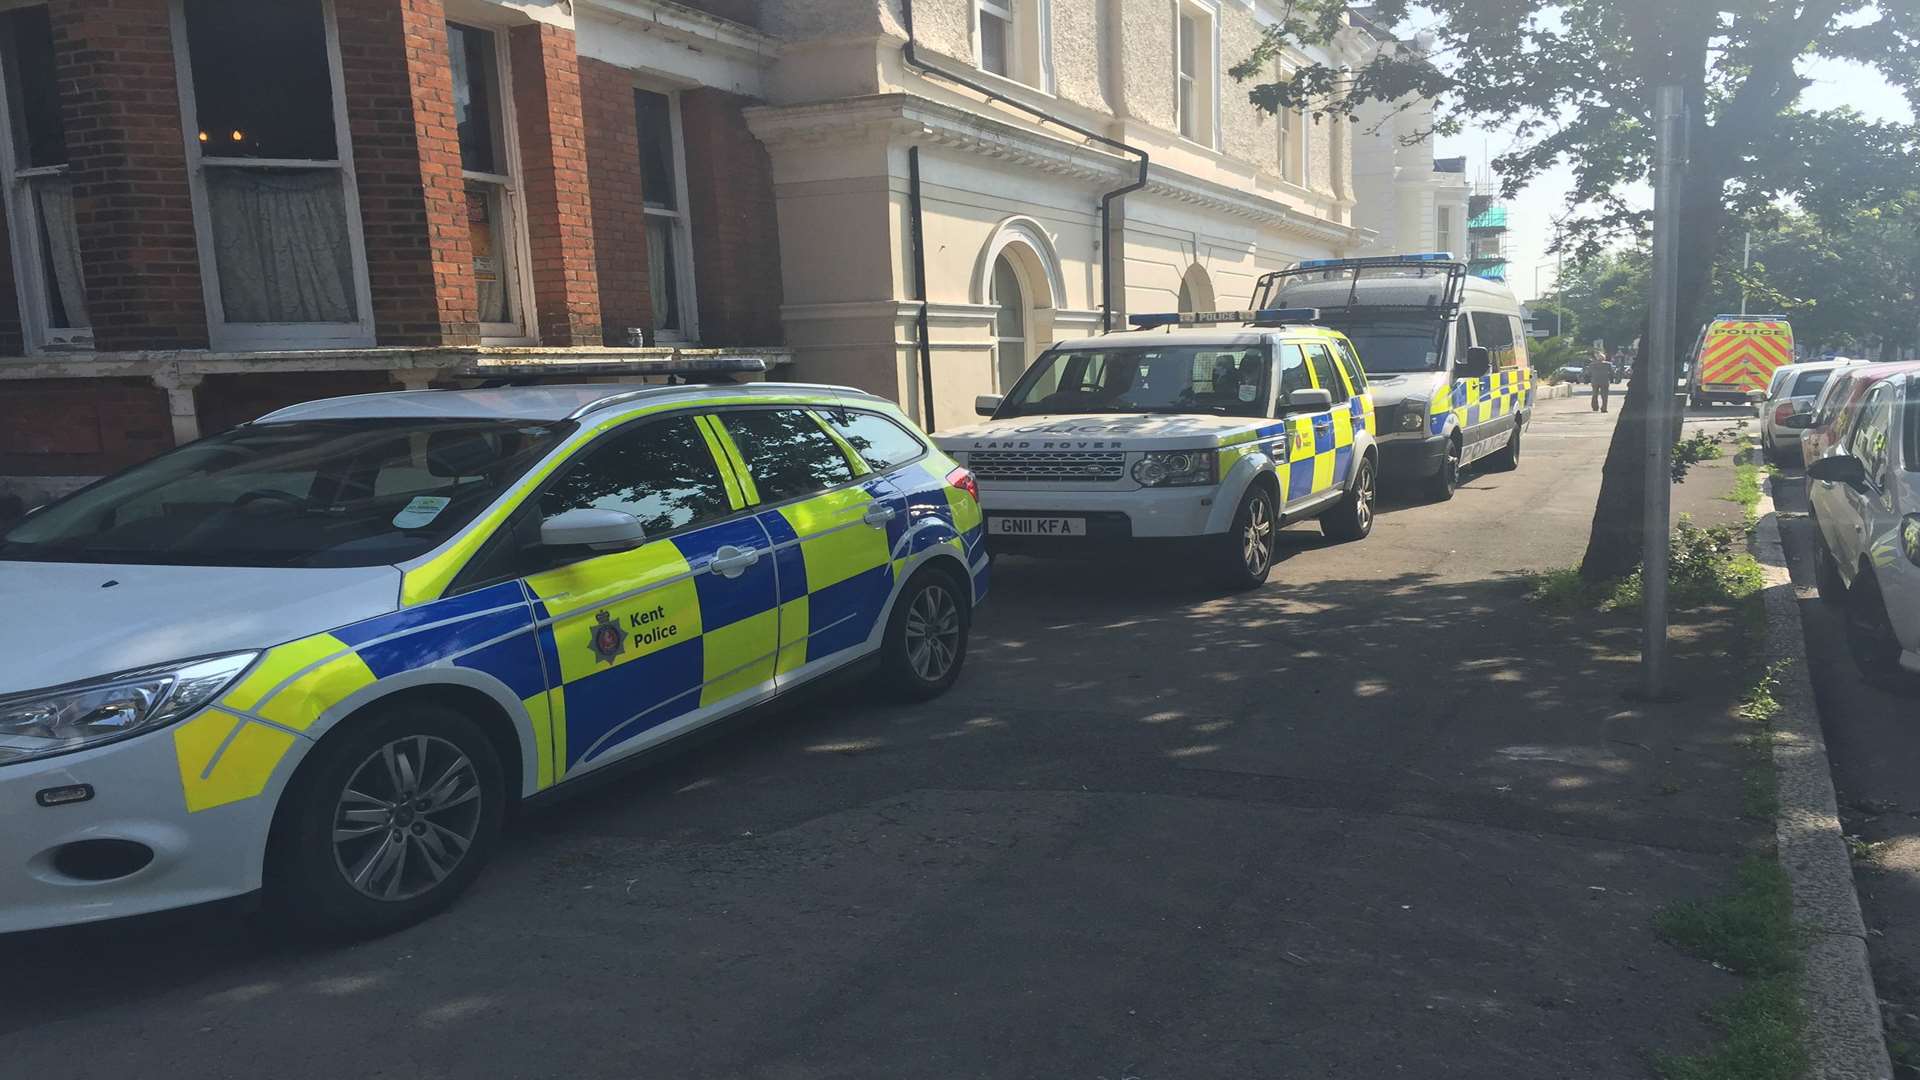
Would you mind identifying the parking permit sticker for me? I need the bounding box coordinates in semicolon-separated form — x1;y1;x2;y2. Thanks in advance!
1238;384;1258;402
392;495;451;529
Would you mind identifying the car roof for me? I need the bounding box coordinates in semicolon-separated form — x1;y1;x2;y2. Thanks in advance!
1052;324;1340;351
252;381;884;425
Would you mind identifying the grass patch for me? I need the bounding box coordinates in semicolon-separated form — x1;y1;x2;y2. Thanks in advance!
1527;522;1766;614
1725;463;1762;515
1654;662;1806;1080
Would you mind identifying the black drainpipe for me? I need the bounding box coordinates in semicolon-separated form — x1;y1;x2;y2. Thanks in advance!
908;146;936;427
897;0;1150;336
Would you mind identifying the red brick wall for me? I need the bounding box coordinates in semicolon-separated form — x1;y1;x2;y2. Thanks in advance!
579;58;650;347
0;378;172;476
195;371;399;435
508;23;600;347
335;0;480;346
680;88;784;345
48;0;208;351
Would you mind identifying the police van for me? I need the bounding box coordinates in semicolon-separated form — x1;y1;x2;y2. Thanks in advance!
0;376;985;936
1253;254;1533;499
934;309;1378;590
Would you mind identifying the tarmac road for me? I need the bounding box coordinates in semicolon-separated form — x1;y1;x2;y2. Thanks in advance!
1;394;1757;1080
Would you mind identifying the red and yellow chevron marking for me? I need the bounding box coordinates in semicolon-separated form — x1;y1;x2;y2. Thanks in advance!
1698;321;1792;390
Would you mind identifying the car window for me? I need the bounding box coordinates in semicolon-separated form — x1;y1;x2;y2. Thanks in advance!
1277;343;1311;398
818;407;925;471
1849;384;1893;486
1811;373;1851;427
1333;338;1368;392
540;414;734;536
1504;316;1529;369
1768;367;1794;397
1452;314;1472;364
1470;311;1517;369
999;345;1271;418
1304;343;1343;398
719;407;857;503
1791;369;1833;398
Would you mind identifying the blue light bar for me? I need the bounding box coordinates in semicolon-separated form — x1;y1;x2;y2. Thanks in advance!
1297;252;1456;269
1125;308;1320;329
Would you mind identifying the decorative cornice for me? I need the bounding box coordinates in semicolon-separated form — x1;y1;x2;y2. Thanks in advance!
746;94;1366;247
574;0;778;64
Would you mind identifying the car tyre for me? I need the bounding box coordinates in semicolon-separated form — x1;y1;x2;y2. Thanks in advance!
1814;533;1847;604
1844;570;1911;685
1423;438;1461;502
880;564;970;700
1217;483;1277;590
1488;421;1522;472
1320;455;1376;542
268;701;506;939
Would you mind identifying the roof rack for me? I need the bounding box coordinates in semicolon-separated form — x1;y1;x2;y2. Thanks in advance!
1249;255;1467;320
1126;307;1320;330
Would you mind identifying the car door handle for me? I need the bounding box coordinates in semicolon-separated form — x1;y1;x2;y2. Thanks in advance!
862;505;897;527
709;545;760;578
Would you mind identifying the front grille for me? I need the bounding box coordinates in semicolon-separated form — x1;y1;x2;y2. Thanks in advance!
968;450;1127;482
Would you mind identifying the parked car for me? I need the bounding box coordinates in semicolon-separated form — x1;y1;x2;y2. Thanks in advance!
0;381;987;936
1800;365;1886;470
1559;365;1587;386
1807;364;1920;681
1758;359;1861;464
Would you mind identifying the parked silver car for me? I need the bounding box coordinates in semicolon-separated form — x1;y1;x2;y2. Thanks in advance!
1758;359;1861;464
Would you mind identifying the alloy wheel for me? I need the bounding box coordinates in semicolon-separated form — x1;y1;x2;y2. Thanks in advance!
904;583;962;681
1355;462;1376;533
1243;494;1275;576
331;735;484;902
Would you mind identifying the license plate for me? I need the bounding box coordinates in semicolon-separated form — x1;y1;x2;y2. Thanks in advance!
989;516;1087;537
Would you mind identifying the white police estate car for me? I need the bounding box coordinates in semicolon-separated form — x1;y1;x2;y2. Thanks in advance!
935;309;1378;589
0;380;985;936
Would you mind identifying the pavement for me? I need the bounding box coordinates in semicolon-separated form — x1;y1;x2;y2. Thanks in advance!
2;394;1773;1080
1773;458;1920;1077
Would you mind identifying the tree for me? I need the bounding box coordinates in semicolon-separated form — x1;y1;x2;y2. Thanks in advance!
1237;1;1920;581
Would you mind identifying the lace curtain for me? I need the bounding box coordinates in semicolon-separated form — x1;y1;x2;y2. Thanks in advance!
205;166;356;324
33;178;88;330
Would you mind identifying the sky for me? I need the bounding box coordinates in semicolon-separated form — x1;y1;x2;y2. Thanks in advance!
1420;24;1914;302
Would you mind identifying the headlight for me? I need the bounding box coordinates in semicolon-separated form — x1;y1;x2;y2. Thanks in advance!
0;652;257;766
1132;450;1217;487
1397;397;1428;432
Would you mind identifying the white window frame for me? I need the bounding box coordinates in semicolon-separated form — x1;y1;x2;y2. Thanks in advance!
972;0;1053;91
169;0;376;351
0;0;89;352
450;19;538;345
975;0;1015;79
1174;0;1219;149
1437;205;1453;254
636;84;699;344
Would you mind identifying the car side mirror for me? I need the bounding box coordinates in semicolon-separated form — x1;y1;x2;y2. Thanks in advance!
1457;346;1491;379
540;508;647;551
1807;454;1867;490
975;394;1003;417
1286;388;1334;411
1782;413;1814;430
1746;389;1767;403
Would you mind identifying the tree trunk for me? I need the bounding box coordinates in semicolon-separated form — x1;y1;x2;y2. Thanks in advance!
1575;170;1726;583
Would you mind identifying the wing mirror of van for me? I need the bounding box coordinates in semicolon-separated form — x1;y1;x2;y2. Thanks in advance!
1807;454;1867;491
541;508;648;551
975;394;1003;417
1456;346;1492;379
1285;388;1334;412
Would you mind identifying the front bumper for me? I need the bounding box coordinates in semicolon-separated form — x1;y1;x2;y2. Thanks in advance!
0;722;288;933
1377;433;1449;480
977;484;1220;540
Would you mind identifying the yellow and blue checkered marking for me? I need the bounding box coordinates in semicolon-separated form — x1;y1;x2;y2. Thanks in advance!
1430;369;1533;437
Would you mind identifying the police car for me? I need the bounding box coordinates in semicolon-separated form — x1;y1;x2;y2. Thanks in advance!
936;309;1378;588
0;379;985;935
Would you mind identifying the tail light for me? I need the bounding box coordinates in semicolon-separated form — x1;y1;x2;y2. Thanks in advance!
1773;403;1796;426
946;465;979;503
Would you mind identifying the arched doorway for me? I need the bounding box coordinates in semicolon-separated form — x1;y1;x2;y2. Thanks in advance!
1177;263;1214;314
990;254;1028;392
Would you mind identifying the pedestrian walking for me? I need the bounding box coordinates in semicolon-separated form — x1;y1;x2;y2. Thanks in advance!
1589;350;1616;412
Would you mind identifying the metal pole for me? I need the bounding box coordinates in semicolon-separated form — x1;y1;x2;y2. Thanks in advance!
1740;230;1751;315
1555;246;1564;337
1642;85;1687;699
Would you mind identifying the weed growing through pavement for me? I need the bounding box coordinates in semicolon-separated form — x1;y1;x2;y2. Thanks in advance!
1725;463;1762;517
1673;429;1728;483
1737;662;1785;822
1527;523;1766;613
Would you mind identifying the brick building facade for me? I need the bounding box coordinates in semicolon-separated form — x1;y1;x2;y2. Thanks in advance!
0;0;788;510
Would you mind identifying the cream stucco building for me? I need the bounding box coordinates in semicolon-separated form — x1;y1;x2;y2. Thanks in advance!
746;0;1380;431
1344;13;1472;262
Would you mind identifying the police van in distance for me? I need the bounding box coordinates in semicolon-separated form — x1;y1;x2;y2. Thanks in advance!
1254;254;1532;499
934;308;1378;590
0;374;985;936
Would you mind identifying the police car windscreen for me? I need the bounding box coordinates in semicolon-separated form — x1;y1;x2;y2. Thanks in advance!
1000;345;1271;418
0;418;571;568
1317;318;1446;374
